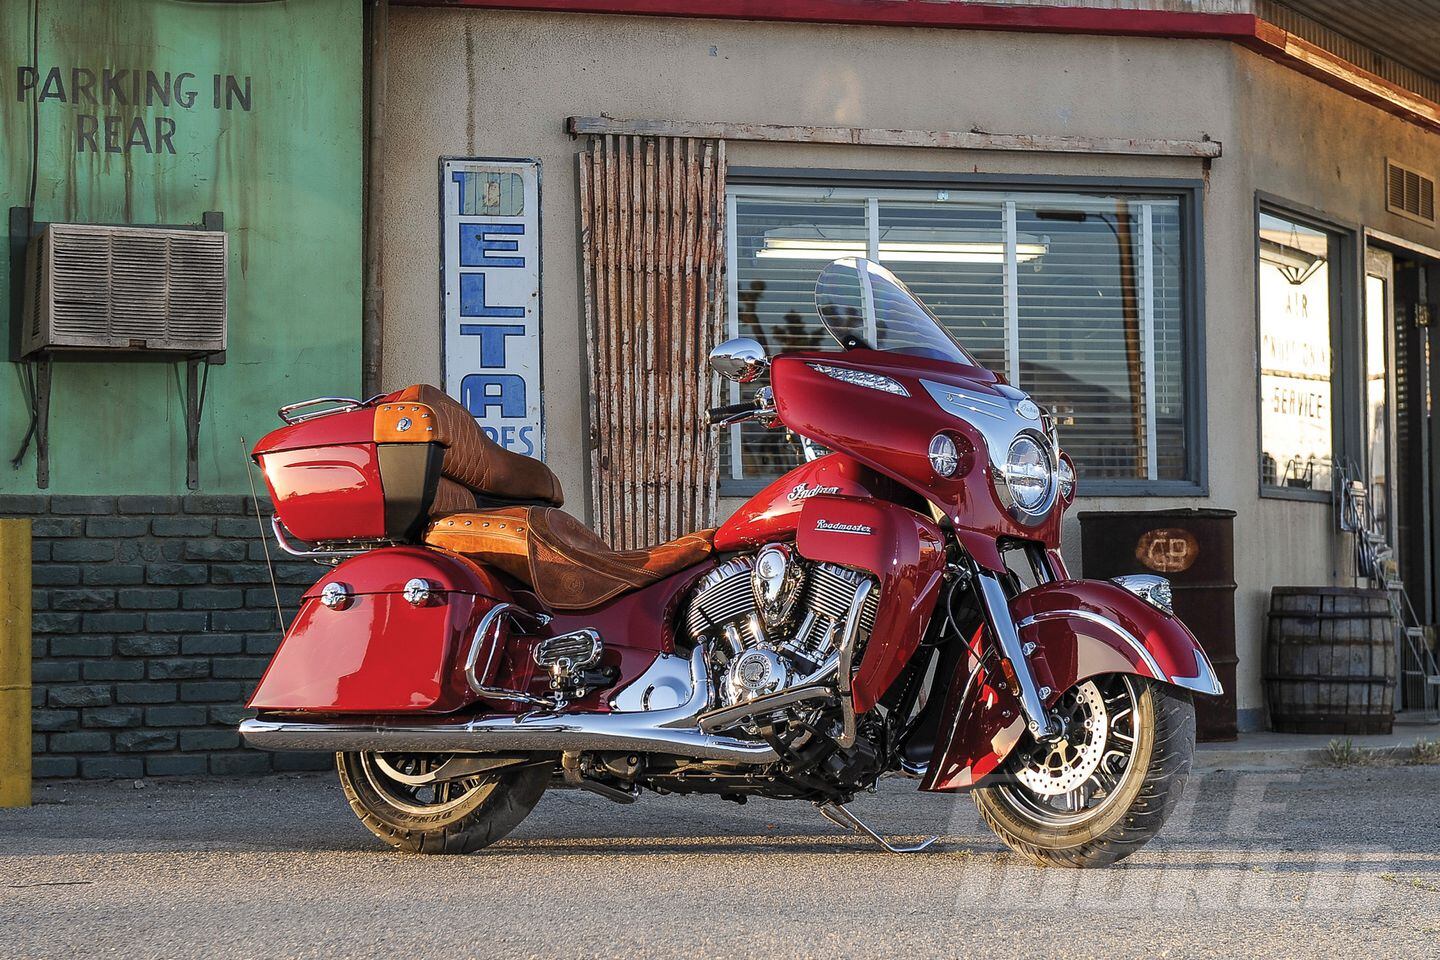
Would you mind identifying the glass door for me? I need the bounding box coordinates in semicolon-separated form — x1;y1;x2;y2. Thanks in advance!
1364;247;1397;551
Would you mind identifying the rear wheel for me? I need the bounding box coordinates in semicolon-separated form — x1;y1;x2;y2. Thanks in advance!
974;674;1194;868
336;752;550;854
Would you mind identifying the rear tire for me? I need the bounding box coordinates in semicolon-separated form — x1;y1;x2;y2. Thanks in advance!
974;675;1194;868
336;752;550;854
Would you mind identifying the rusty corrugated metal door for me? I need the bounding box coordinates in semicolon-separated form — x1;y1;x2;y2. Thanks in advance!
578;135;726;550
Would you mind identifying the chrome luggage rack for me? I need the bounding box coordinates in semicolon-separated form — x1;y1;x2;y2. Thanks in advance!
276;395;385;425
270;515;383;562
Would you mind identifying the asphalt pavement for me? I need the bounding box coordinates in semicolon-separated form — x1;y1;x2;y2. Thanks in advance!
1;763;1438;959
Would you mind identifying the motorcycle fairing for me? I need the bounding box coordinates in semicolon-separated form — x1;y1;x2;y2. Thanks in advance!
771;351;1065;573
920;578;1221;792
792;495;947;714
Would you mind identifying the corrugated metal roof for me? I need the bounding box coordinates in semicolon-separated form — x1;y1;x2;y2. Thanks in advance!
1265;0;1440;85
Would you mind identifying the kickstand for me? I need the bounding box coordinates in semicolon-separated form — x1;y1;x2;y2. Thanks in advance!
816;801;940;854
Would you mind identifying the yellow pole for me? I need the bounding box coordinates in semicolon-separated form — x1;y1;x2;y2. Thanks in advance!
0;518;31;808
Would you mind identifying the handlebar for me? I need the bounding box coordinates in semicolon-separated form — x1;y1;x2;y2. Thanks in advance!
706;400;758;425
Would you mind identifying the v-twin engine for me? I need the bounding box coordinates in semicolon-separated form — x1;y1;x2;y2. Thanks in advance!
686;544;877;709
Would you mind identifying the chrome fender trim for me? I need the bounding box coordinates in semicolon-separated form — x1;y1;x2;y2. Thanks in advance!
239;646;779;764
1168;646;1224;696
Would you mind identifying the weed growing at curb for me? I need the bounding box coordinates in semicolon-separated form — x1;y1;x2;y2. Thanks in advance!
1320;738;1385;768
1317;737;1440;767
1407;738;1440;766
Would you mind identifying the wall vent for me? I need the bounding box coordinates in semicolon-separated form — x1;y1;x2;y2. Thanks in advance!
1386;160;1436;226
21;222;227;357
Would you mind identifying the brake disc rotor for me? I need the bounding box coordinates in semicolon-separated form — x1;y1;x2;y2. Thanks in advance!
1013;681;1109;796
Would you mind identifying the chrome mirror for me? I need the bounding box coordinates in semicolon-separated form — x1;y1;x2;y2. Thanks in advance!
708;337;769;383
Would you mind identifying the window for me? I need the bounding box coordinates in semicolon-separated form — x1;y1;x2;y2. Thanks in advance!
723;184;1196;492
1257;209;1339;496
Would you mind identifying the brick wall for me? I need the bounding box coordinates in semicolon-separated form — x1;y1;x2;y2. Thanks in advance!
3;494;329;779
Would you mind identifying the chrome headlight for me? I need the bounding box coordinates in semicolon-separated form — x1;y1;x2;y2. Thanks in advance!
1113;574;1174;615
1001;435;1053;515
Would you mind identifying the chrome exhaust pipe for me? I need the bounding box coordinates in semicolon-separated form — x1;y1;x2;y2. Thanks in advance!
239;647;778;764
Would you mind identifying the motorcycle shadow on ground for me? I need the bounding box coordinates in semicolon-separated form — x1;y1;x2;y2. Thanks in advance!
4;767;1438;875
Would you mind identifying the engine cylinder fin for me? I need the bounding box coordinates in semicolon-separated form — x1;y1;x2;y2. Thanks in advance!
686;556;756;637
807;563;877;636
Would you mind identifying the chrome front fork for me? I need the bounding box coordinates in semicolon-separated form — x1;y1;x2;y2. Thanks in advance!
974;569;1057;739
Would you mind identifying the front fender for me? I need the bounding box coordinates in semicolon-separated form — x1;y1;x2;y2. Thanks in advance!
920;578;1220;792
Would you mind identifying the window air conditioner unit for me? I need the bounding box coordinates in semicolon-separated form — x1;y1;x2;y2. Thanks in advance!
21;222;227;357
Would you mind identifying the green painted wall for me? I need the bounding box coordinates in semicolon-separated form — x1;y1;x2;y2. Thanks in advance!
0;0;363;494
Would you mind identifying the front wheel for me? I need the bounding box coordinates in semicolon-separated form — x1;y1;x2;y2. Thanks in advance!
974;674;1194;868
336;752;550;854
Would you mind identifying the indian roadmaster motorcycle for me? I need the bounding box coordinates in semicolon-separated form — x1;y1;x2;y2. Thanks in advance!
240;258;1220;867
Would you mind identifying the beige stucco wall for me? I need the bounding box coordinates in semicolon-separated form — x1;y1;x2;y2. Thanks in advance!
381;8;1440;721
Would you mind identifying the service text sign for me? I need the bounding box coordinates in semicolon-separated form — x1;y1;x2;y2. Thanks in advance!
441;158;543;458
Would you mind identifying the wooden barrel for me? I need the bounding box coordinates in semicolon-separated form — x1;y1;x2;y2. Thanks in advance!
1264;587;1395;735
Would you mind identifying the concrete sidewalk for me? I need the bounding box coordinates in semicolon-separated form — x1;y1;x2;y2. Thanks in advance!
1195;719;1440;770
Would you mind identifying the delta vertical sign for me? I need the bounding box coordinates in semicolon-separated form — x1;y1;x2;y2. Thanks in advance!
13;65;253;154
440;158;544;458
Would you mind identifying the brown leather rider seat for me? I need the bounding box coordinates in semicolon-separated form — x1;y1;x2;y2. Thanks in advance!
376;384;564;508
425;506;715;610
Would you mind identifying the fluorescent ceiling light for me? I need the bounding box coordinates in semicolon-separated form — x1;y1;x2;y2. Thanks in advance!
757;227;1048;264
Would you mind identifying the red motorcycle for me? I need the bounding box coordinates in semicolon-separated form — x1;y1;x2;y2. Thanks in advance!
241;258;1218;866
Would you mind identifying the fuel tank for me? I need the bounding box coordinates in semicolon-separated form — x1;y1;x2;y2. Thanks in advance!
714;453;898;552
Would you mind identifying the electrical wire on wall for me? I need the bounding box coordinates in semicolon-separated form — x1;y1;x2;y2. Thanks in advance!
11;0;42;471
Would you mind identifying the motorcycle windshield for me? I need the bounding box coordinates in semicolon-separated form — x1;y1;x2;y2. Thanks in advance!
814;257;977;367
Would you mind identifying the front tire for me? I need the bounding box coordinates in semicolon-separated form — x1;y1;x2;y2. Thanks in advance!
336;752;550;854
974;675;1194;868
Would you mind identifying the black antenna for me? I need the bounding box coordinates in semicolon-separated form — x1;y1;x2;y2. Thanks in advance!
242;437;286;636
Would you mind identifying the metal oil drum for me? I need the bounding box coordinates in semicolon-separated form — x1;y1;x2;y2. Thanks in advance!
1078;508;1238;741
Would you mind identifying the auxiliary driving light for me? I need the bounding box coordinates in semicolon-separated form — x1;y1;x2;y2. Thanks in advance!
1056;454;1076;501
929;433;960;477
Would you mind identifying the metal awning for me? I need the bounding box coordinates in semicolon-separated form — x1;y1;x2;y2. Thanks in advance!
1273;0;1440;85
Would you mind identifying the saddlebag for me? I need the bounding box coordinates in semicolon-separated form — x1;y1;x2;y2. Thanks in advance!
248;547;516;714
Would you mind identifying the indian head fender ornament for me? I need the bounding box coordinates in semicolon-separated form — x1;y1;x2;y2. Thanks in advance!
240;256;1215;867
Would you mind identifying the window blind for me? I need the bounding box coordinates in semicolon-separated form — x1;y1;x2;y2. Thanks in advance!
726;188;1191;489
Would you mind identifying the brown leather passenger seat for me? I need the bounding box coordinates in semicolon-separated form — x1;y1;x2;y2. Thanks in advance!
425;507;715;610
376;384;564;509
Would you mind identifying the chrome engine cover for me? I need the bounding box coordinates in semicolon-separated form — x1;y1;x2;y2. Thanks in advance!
687;547;878;710
723;648;796;705
751;543;804;629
